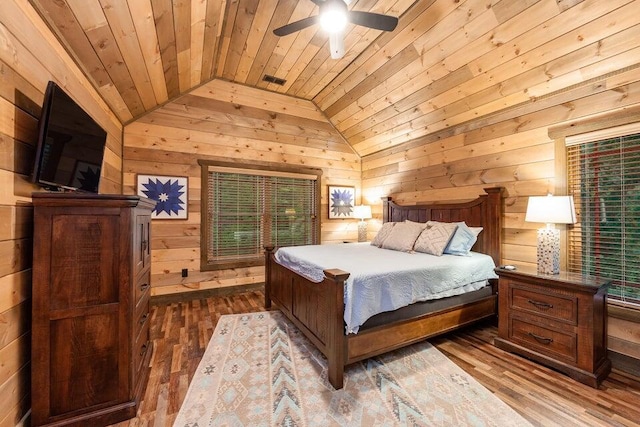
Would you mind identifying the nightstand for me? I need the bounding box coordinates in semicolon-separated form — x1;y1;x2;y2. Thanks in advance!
494;266;611;388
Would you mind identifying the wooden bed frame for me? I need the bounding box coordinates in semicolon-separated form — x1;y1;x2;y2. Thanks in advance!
264;187;503;389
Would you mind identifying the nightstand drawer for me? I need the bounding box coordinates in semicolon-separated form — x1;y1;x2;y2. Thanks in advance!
510;318;576;362
511;285;576;324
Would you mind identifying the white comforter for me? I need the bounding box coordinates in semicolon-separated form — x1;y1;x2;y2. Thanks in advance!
274;242;498;334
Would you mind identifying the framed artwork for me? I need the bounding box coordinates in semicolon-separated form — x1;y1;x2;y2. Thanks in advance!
137;174;188;219
328;185;355;219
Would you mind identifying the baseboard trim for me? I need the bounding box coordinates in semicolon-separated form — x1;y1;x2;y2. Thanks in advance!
609;350;640;377
150;283;265;305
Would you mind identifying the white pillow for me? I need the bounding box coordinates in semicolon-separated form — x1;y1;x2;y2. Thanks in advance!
427;221;483;256
370;222;396;247
414;222;458;256
380;221;426;252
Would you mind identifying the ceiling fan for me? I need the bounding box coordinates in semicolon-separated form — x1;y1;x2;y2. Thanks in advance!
273;0;398;59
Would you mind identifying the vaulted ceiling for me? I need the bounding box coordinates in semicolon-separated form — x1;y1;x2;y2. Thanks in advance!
29;0;640;156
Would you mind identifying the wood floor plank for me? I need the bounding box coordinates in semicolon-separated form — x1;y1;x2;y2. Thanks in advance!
115;289;640;427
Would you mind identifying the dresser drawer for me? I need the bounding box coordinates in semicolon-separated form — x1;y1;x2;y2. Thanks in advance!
510;284;576;324
134;294;150;341
134;270;151;307
510;318;577;362
133;317;151;382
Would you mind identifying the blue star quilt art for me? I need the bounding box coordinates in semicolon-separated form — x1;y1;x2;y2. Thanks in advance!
328;185;355;219
137;175;188;219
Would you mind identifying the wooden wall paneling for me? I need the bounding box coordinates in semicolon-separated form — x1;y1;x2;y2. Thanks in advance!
260;0;318;92
128;0;169;105
0;364;29;427
0;301;30;364
100;0;158;110
200;0;224;80
191;79;328;121
0;334;29;394
221;0;258;81
151;0;180;99
189;0;207;87
242;0;298;86
172;0;191;93
234;0;282;84
87;24;146;116
0;271;32;315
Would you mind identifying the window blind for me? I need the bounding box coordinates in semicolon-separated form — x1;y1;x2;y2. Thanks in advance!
566;132;640;305
206;170;318;266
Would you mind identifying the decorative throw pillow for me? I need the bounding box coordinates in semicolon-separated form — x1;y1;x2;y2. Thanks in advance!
370;222;396;247
414;222;458;256
427;221;483;256
380;221;427;252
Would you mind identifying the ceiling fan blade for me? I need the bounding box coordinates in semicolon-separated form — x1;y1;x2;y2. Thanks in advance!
273;16;319;36
329;32;345;59
348;11;398;32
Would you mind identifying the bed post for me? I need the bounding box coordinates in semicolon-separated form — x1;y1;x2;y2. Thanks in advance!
482;187;503;267
323;268;350;389
382;197;392;223
264;245;275;309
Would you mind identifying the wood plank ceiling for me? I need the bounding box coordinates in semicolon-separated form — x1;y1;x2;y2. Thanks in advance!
28;0;640;156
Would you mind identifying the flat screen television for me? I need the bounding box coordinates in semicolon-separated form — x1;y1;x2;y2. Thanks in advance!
31;81;107;193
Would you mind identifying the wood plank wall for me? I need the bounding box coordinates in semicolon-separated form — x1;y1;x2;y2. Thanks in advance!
0;2;123;426
123;79;360;298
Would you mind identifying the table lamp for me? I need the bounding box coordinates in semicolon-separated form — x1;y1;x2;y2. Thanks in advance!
525;195;577;274
353;205;372;242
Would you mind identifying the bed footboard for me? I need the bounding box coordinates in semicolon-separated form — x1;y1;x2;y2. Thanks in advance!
264;246;349;388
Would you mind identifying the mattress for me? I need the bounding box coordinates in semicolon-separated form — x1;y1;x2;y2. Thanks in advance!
274;242;498;333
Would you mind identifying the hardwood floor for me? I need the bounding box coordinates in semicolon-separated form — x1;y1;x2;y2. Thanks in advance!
112;289;640;427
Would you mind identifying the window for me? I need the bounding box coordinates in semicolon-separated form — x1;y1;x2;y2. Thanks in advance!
566;127;640;306
200;160;321;270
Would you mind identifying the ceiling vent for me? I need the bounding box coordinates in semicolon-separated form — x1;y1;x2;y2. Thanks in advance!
263;74;287;86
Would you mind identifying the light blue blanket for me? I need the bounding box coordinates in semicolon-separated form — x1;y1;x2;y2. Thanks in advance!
274;243;498;334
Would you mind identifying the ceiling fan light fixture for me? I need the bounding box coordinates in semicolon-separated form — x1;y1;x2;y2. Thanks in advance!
319;1;348;33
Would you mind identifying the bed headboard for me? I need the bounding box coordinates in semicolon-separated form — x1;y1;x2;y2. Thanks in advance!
382;187;503;266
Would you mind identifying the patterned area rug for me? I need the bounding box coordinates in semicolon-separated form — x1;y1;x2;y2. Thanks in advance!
174;311;532;426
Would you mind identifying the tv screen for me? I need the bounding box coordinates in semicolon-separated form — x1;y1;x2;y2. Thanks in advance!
32;81;107;193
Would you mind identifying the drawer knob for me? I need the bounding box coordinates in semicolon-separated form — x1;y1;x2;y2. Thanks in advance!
528;332;554;345
527;299;553;310
140;342;149;356
140;283;150;291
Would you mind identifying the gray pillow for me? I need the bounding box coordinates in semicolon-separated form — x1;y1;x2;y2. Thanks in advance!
380;221;427;252
427;221;483;256
414;222;458;256
371;222;396;247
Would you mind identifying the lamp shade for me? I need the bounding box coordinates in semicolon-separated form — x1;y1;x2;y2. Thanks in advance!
353;205;372;220
525;195;577;225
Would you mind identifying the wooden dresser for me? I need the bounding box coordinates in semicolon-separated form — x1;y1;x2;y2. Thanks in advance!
31;193;155;426
494;266;611;388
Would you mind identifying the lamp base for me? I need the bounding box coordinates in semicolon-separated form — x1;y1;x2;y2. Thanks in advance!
537;228;560;274
357;221;367;242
